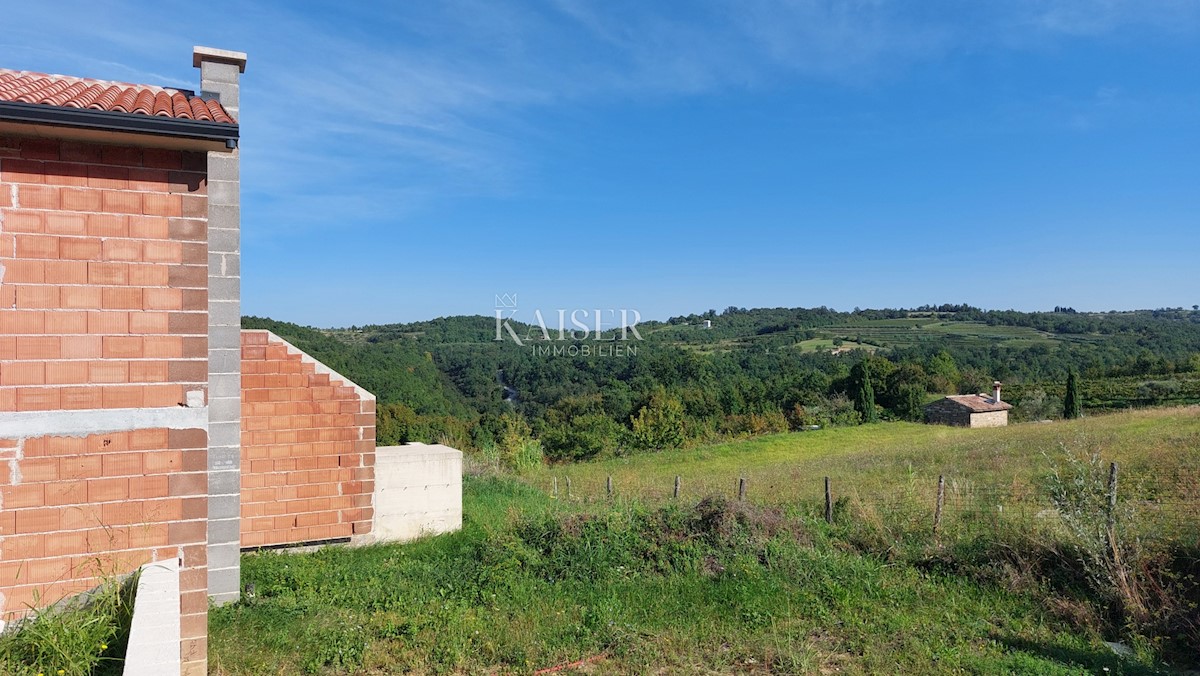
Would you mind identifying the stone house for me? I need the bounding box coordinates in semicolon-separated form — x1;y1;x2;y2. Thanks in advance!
925;381;1013;428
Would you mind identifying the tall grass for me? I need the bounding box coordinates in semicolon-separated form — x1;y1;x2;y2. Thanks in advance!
0;573;137;676
211;475;1191;674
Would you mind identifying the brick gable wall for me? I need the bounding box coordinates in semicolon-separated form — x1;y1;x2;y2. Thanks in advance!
240;330;375;549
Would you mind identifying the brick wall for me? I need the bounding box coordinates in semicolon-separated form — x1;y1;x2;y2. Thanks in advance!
240;330;375;549
0;136;209;411
0;135;210;670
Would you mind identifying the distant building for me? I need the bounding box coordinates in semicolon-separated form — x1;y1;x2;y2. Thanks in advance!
703;320;712;329
925;381;1013;428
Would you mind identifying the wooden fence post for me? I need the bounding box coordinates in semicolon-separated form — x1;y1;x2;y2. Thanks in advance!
933;475;945;535
1107;462;1119;559
824;477;833;524
607;475;613;498
566;476;572;499
738;477;747;502
673;475;681;499
552;476;558;498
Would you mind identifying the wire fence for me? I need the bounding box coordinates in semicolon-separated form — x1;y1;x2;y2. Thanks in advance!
533;463;1200;544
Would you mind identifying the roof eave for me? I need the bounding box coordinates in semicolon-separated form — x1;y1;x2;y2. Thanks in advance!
0;100;237;152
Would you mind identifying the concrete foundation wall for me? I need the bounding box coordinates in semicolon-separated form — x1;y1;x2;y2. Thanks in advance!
372;444;462;543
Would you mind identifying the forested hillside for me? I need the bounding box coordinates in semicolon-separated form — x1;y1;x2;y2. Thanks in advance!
244;305;1200;463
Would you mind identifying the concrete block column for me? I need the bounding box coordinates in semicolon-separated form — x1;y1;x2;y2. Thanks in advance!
195;46;247;606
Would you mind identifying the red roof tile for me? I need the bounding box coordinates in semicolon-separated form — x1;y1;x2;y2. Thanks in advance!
0;69;235;124
939;394;1013;413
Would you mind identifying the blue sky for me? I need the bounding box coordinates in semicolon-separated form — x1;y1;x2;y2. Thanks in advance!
5;1;1198;326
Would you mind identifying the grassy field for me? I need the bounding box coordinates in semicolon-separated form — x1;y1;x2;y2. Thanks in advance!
209;408;1200;674
524;407;1199;534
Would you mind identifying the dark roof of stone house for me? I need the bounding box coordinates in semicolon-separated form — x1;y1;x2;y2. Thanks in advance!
927;394;1013;413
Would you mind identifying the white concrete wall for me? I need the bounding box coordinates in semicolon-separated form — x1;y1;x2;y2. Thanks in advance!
371;443;462;543
123;558;181;676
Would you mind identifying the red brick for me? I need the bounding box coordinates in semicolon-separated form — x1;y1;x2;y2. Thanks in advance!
0;362;43;385
59;237;103;260
101;287;143;310
86;165;128;189
129;475;170;499
14;508;61;533
59;142;102;164
59;454;102;480
45;361;88;385
15;285;59;309
45;213;87;235
44;162;89;187
18;138;59;160
62;285;103;308
44;260;89;284
143;288;183;310
6;211;44;232
16;386;59;413
169;472;206;497
143;240;183;263
2;158;45;183
88;477;129;501
129;428;168;450
102;191;141;214
61;188;103;212
87;262;128;285
101;500;143;525
169;520;205;545
0;336;13;359
5;260;44;283
125;216;167;241
60;335;101;359
129;360;168;383
60;386;103;409
142;148;183;170
129;312;168;334
168;218;206;241
45;480;88;507
143;451;183;474
101;238;142;262
88;311;128;334
45;310;89;334
101;146;142;166
102;386;144;408
128;264;169;287
99;450;142;476
142;193;181;216
15;234;57;259
87;213;128;237
127;169;169;192
14;335;60;360
142;335;183;358
19;184;58;209
88;361;128;384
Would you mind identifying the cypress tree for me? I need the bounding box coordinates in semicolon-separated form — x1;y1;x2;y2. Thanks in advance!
851;361;878;423
1063;370;1082;419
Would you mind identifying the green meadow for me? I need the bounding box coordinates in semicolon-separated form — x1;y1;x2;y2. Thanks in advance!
210;408;1200;674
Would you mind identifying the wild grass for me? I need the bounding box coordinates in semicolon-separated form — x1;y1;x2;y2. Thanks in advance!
0;573;137;676
209;408;1200;673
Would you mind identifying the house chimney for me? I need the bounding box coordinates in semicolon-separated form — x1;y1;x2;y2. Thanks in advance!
992;381;1002;404
193;46;247;119
194;46;247;608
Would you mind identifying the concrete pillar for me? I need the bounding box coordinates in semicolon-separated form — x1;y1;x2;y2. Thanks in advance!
195;46;246;605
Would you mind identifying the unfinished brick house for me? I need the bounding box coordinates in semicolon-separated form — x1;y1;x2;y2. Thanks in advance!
925;381;1013;428
0;47;460;675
